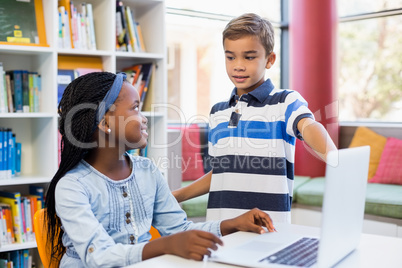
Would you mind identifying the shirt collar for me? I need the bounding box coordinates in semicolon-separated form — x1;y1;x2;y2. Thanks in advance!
228;79;275;106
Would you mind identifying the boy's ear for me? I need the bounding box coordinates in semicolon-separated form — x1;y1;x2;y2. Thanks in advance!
265;52;276;69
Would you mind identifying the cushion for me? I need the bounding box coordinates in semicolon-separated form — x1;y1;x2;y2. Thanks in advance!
349;127;387;179
365;183;402;219
292;176;311;203
293;177;326;206
180;181;208;218
168;124;205;181
369;137;402;185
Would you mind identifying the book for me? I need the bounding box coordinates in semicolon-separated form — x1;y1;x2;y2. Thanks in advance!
58;0;75;49
85;3;97;50
29;186;44;209
2;129;8;180
125;6;139;52
123;64;142;85
0;129;3;179
6;71;23;113
0;191;24;243
57;69;76;105
6;129;12;179
0;0;48;46
116;0;131;52
136;23;146;52
138;63;154;110
22;71;29;113
0;63;7;113
22;197;33;242
15;143;21;176
0;203;13;245
5;74;14;113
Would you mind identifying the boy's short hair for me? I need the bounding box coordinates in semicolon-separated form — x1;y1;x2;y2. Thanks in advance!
223;13;275;56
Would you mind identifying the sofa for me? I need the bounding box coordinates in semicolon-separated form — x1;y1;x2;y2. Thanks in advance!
168;124;402;237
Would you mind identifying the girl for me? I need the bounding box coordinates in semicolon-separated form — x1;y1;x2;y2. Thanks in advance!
45;72;275;267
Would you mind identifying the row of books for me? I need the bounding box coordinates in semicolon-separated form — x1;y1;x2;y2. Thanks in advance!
123;63;155;110
0;63;41;114
0;249;32;268
58;0;97;50
0;128;21;180
0;186;44;247
116;1;146;52
57;68;102;105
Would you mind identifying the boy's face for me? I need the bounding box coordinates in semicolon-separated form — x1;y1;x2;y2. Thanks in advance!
224;35;275;95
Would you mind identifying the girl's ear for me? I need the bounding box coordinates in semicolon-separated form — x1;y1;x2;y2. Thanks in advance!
265;52;276;69
98;118;109;134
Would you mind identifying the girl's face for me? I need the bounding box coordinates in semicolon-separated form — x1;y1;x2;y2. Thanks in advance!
106;81;148;150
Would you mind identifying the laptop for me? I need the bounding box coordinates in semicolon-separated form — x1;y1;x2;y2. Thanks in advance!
210;146;370;268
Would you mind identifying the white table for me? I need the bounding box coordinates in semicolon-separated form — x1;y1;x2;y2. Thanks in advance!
127;223;402;268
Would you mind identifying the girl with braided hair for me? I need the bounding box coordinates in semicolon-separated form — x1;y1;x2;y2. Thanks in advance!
45;71;275;267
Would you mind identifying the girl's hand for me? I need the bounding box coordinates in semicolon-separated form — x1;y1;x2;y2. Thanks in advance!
166;230;223;260
143;230;223;261
220;208;276;236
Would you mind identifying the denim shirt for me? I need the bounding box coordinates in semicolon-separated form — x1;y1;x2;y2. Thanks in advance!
55;155;222;268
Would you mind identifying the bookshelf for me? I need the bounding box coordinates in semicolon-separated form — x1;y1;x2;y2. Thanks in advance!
0;0;167;265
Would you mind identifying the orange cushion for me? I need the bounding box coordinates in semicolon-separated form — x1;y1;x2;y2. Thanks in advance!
349;127;387;179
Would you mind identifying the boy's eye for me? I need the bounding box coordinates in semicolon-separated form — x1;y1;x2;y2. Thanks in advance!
226;56;234;60
245;56;256;60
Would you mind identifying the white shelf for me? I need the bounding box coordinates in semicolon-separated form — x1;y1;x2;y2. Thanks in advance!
0;113;56;119
0;0;167;260
0;241;37;252
0;176;51;186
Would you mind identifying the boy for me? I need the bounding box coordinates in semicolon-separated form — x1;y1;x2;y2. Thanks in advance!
173;13;336;223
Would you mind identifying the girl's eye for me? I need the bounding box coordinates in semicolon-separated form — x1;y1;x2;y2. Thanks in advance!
133;105;139;111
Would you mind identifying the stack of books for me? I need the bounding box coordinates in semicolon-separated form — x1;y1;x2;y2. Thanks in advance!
123;63;155;110
0;128;21;180
58;0;97;50
0;63;41;114
116;1;146;52
0;186;44;247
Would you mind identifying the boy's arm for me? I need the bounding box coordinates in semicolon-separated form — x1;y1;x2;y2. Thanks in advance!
297;117;337;162
172;170;212;203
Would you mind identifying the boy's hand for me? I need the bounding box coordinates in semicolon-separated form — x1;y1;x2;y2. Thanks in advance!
166;230;223;261
220;208;276;236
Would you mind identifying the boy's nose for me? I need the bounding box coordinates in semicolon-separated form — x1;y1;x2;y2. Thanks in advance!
234;65;245;71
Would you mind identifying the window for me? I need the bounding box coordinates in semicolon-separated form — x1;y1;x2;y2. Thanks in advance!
166;0;282;122
338;0;402;122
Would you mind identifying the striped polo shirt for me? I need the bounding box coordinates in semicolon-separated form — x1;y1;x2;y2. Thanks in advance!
206;79;314;223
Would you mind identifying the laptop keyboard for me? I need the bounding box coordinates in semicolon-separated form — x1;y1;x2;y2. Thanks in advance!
259;237;319;267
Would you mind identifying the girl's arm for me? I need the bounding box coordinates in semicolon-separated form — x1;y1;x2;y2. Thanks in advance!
172;170;212;202
297;117;337;161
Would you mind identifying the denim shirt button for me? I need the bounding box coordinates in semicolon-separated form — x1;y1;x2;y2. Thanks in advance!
126;218;131;224
123;191;128;197
126;212;131;218
130;235;135;244
88;247;94;253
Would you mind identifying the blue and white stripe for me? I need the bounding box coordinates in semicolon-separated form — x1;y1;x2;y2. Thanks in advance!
206;79;313;223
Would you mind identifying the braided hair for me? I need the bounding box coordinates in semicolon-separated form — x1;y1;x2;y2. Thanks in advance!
45;72;119;267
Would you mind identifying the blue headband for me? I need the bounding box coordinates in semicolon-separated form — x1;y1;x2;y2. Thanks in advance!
95;72;126;127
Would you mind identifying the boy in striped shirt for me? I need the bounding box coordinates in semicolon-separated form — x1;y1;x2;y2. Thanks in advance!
173;13;336;223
